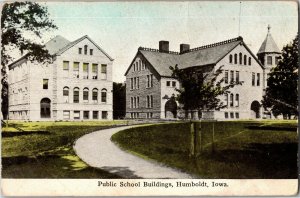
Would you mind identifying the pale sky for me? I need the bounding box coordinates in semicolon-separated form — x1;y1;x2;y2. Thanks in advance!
42;1;298;82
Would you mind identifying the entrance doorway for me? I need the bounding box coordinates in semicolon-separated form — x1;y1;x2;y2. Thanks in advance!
41;98;51;118
165;97;177;119
250;100;261;118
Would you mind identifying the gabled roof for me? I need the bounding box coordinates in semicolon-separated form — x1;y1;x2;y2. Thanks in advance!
8;35;113;69
125;36;261;77
257;27;281;55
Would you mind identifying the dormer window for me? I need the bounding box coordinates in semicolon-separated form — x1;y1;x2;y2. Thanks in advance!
84;45;88;55
79;48;82;54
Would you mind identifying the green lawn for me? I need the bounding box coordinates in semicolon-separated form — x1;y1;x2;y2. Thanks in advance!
111;120;298;179
2;121;127;178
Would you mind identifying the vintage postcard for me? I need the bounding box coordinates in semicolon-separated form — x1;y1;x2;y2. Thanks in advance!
1;0;298;196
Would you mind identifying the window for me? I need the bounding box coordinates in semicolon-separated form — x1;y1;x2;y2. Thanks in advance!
40;98;51;118
92;88;98;102
252;73;255;86
43;79;48;89
74;111;80;119
225;112;228;119
63;61;69;70
90;49;93;55
147;95;150;108
257;73;260;86
73;62;79;78
92;64;98;79
93;111;98;119
83;63;89;79
130;78;133;90
133;63;135;72
225;94;228;107
102;111;108;119
139;60;142;71
248;57;251;65
137;97;139;108
83;111;89;119
150;95;153;108
229;54;233;63
234;54;237;64
63;87;69;103
130;97;133;108
230;71;234;83
134;77;136;89
235;94;239;107
101;89;107;103
147;75;150;87
150;74;153;87
244;55;247;65
73;87;79;103
239;53;242;64
101;64;107;80
83;88;89;102
235;112;239;119
235;71;239;83
84;45;88;55
267;56;272;65
224;70;228;83
172;81;176;87
63;111;70;120
79;48;82;54
167;81;170;86
230;112;234;118
134;97;136;108
137;77;140;89
230;94;234;107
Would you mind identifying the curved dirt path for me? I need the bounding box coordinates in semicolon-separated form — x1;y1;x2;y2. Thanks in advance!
73;125;193;179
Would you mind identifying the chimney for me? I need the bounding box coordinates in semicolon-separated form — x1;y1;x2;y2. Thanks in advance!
159;41;169;52
180;44;190;53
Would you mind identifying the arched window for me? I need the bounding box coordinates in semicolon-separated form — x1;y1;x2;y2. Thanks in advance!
239;53;242;64
73;87;79;103
84;45;88;55
83;87;89;102
234;54;237;64
244;55;247;65
101;88;107;103
230;94;234;107
92;88;98;103
229;54;233;63
63;86;69;103
235;94;239;107
40;98;51;118
248;57;251;65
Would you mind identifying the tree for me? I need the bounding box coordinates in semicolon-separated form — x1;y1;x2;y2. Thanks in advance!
262;35;298;119
170;65;241;119
113;82;126;119
1;2;57;119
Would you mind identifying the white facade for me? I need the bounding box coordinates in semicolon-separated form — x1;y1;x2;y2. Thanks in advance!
8;35;113;121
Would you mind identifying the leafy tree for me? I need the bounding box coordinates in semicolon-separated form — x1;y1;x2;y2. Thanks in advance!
262;35;298;119
1;1;57;119
113;82;126;119
170;65;242;119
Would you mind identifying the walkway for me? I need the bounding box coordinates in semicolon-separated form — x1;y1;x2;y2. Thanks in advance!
73;125;193;179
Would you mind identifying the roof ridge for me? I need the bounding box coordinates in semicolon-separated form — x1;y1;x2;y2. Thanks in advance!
138;47;180;55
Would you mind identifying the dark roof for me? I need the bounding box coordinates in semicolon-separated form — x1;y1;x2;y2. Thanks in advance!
126;37;253;77
44;35;70;55
257;31;281;54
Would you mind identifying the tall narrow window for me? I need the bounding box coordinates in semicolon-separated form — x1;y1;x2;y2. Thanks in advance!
229;54;233;63
150;95;153;108
92;64;98;79
130;97;133;108
90;49;93;55
257;73;260;86
101;64;107;80
244;55;247;65
230;94;234;107
234;54;237;64
130;78;133;90
147;75;150;88
235;94;239;107
92;88;98;103
137;77;139;89
147;95;150;108
133;63;135;72
248;57;252;65
83;111;89;119
101;89;107;103
235;71;239;83
84;45;88;55
150;74;153;87
137;97;139;108
73;62;79;78
43;79;48;89
224;70;228;83
134;77;136;89
267;56;272;65
83;88;89;103
239;53;242;64
225;94;228;107
73;87;79;103
252;73;255;86
63;87;69;103
102;111;108;119
79;48;82;54
134;97;136;108
230;71;234;83
93;111;98;119
83;63;89;79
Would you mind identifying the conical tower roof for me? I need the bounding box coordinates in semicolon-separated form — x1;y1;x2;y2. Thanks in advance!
257;25;281;55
